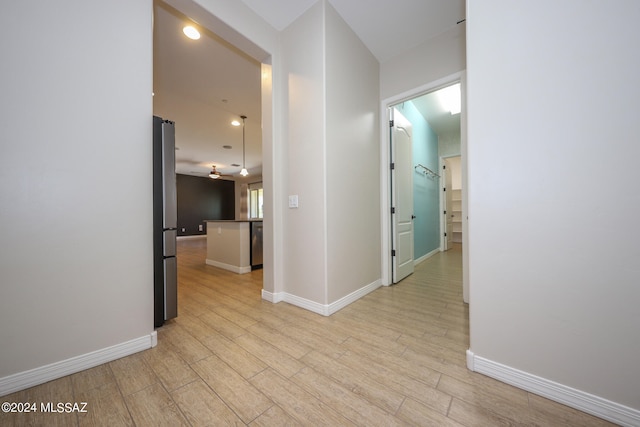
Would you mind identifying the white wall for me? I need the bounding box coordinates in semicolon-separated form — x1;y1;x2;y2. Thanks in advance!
467;0;640;416
380;25;466;101
439;133;461;158
281;2;328;304
0;0;153;380
325;3;381;302
275;1;382;309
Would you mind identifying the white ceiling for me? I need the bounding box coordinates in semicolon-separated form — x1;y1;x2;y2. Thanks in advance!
153;0;464;178
153;2;263;178
409;89;461;136
240;0;465;63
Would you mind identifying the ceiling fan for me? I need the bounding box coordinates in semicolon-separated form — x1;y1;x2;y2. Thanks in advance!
208;165;232;179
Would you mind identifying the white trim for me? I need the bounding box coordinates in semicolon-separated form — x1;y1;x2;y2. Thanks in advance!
467;351;640;427
439;156;447;252
379;107;392;287
459;70;469;305
261;289;284;303
205;259;251;274
280;293;328;316
327;279;381;314
466;349;475;371
0;332;156;397
262;280;382;316
414;247;440;266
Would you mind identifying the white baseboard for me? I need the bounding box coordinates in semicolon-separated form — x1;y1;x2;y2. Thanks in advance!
261;279;382;316
205;259;251;274
466;350;640;427
261;289;284;303
327;280;381;314
280;292;328;316
414;248;440;266
0;332;156;397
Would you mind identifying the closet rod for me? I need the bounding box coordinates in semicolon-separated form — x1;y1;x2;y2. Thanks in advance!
414;164;440;178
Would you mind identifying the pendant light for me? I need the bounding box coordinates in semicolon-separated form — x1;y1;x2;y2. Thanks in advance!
240;115;249;177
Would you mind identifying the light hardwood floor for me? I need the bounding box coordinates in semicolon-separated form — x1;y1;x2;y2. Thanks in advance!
1;239;616;426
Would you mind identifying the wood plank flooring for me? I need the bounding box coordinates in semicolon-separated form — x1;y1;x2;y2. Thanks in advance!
0;239;616;426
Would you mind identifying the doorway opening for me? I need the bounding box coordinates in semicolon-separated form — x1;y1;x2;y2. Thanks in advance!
441;155;462;251
152;0;275;310
383;73;466;295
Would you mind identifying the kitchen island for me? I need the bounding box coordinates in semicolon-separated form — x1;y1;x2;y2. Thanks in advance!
205;220;262;274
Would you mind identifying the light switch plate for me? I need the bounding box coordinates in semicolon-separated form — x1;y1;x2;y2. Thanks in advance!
288;195;299;208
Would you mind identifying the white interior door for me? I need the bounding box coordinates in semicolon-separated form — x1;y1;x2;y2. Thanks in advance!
391;108;414;283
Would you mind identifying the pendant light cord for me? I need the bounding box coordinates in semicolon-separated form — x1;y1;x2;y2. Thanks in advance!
240;115;248;176
242;115;246;168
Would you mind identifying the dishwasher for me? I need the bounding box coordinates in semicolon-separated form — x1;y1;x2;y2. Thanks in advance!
250;221;263;270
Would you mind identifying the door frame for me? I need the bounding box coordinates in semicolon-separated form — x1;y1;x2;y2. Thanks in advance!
379;71;467;292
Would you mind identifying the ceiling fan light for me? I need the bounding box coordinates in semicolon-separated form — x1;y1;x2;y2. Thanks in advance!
209;173;219;179
240;168;249;177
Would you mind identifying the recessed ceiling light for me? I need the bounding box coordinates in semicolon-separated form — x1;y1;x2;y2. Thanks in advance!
183;26;200;40
231;120;240;127
223;145;232;149
438;83;461;115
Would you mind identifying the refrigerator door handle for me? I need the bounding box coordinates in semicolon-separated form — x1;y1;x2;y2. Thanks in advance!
162;121;177;229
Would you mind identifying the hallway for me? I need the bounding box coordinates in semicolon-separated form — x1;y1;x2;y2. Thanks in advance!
0;241;613;426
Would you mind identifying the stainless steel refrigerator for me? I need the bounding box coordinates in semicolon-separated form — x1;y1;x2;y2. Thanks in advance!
153;116;177;327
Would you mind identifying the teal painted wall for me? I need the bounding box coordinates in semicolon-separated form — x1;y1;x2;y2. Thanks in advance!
396;101;440;260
